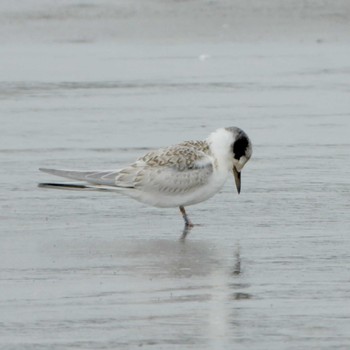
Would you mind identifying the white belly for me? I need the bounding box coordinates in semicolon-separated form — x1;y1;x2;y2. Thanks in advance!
125;168;230;208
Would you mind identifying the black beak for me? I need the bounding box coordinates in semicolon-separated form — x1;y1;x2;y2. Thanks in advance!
233;167;241;194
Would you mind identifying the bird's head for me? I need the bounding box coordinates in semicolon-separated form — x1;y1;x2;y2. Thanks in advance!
226;127;252;194
207;126;252;193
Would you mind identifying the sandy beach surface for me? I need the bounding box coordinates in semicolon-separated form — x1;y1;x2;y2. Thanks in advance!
1;1;350;349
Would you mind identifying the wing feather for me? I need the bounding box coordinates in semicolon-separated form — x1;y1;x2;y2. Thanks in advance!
40;143;214;194
132;145;214;194
39;168;123;186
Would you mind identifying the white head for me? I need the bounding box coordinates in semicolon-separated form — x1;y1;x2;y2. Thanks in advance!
208;127;252;193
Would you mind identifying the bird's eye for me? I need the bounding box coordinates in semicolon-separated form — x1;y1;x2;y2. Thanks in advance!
233;136;249;160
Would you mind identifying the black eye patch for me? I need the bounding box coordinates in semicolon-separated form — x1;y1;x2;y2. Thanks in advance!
233;136;249;160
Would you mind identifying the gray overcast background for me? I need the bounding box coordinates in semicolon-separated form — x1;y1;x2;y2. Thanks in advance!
1;1;350;350
1;0;350;44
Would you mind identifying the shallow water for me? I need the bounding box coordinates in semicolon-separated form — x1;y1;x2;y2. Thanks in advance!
1;29;350;350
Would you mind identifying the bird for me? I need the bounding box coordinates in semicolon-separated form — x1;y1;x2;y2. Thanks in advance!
39;127;252;228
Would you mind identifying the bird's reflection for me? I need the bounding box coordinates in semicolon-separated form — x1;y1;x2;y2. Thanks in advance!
179;225;193;240
232;243;241;276
230;244;252;300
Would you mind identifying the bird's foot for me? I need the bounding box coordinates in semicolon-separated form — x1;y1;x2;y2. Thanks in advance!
179;206;194;228
179;222;205;240
184;219;194;228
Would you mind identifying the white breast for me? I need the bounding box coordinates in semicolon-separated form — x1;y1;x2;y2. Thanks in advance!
124;160;230;208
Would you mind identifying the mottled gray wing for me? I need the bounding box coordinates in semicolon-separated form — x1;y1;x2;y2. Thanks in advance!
40;144;214;192
127;145;214;194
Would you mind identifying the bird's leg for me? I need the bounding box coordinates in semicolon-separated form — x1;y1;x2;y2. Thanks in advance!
179;206;193;228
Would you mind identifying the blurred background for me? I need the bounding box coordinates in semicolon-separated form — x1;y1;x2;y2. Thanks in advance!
1;1;350;349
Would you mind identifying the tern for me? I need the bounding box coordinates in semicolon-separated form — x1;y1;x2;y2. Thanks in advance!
39;127;252;228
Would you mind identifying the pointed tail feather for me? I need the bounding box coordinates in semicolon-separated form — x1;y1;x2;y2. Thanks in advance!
38;182;103;191
39;167;136;191
39;168;100;182
38;182;127;192
39;167;123;186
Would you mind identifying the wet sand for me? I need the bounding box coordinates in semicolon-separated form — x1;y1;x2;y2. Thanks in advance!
1;1;350;349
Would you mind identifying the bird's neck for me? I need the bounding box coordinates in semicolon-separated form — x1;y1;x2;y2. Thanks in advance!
206;129;234;171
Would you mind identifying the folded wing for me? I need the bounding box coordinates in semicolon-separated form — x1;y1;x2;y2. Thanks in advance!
132;145;214;194
39;145;214;194
39;168;127;187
